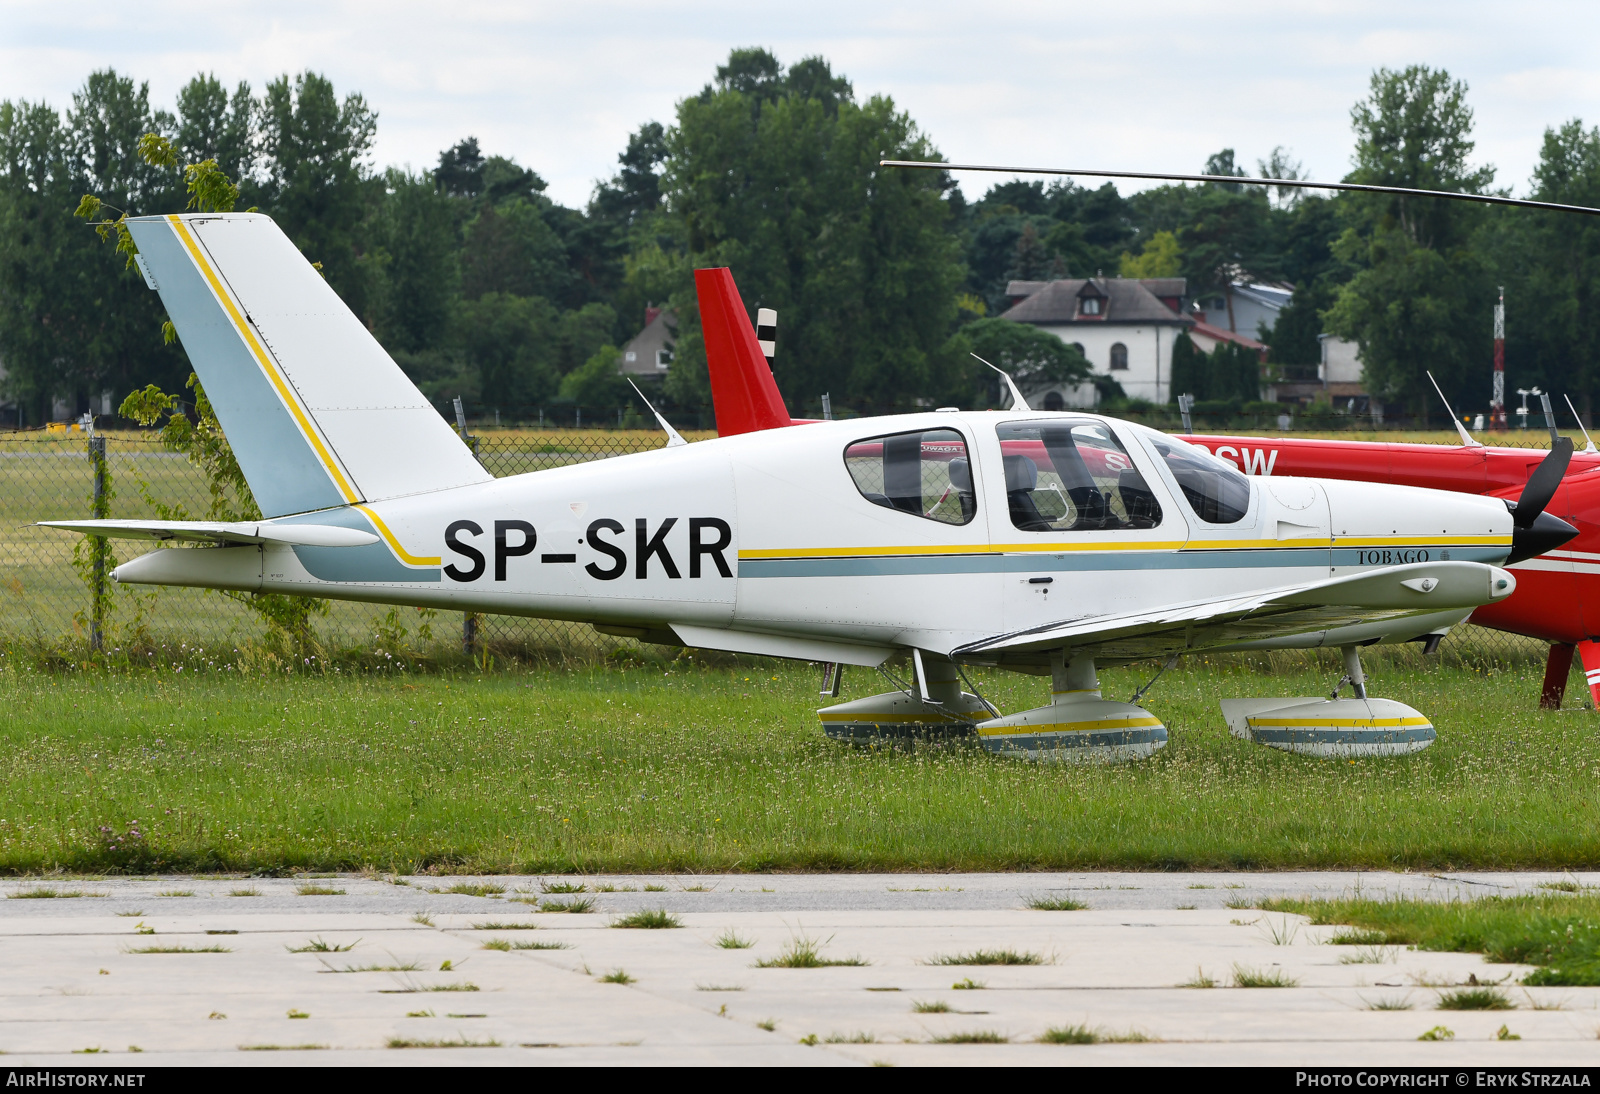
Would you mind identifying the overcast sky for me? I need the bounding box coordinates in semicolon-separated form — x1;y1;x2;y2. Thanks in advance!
2;1;1597;209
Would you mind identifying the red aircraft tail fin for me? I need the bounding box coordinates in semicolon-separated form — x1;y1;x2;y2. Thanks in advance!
695;267;793;435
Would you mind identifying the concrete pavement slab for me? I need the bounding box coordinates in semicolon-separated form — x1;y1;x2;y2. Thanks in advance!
0;872;1594;1066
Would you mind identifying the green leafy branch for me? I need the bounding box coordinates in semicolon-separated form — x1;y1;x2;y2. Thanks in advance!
73;132;247;274
120;376;329;656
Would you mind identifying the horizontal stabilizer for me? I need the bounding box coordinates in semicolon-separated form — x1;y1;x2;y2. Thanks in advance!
38;519;377;547
955;561;1514;664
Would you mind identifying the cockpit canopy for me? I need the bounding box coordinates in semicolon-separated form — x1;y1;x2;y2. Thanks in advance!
840;417;1252;530
996;420;1162;531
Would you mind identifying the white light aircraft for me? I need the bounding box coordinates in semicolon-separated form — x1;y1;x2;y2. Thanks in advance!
41;213;1577;762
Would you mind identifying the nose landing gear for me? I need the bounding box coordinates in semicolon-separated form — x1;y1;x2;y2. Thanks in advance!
1220;645;1436;757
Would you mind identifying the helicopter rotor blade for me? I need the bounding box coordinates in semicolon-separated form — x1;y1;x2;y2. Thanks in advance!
878;160;1600;218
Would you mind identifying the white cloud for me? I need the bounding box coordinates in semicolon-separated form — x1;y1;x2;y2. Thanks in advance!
1;0;1596;206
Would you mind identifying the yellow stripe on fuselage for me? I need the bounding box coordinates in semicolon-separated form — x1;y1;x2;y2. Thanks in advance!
353;504;441;567
168;216;359;505
739;535;1508;561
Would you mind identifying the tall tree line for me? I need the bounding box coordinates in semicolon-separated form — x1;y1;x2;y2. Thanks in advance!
4;57;1600;426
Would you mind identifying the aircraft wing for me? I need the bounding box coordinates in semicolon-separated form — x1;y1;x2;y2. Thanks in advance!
37;519;378;548
953;561;1513;664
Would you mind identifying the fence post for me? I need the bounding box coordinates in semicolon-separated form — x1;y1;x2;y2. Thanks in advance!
89;434;108;652
463;612;479;657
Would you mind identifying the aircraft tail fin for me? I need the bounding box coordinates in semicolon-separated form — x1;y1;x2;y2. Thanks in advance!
694;267;793;436
125;213;491;518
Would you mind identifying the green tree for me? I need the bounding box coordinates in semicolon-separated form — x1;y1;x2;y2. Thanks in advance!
256;72;376;301
174;74;254;183
1346;66;1494;252
558;343;630;409
1208;341;1263;403
456;292;562;409
1326;66;1494;415
0;73;186;421
660;50;963;414
459;196;571;302
1168;332;1206;402
1180;157;1274;333
369;169;458;354
121;377;327;654
955;317;1090;406
1119;230;1181;278
1511;120;1600;419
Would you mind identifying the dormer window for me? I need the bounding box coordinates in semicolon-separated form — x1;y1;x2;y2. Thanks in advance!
1076;281;1107;318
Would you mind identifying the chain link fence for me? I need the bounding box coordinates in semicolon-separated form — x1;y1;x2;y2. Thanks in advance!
0;426;1560;668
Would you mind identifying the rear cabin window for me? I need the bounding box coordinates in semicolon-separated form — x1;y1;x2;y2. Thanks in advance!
844;428;975;526
996;420;1163;532
1148;435;1252;524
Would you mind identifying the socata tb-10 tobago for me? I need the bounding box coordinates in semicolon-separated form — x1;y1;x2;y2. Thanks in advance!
40;205;1576;762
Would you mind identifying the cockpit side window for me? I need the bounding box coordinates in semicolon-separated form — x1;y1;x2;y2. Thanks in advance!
996;420;1163;531
1146;434;1252;524
843;428;975;526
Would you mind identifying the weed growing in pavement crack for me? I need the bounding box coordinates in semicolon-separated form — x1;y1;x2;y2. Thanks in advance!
612;909;680;929
754;936;866;968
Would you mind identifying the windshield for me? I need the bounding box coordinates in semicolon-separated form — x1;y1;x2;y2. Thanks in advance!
995;420;1162;531
1137;428;1252;524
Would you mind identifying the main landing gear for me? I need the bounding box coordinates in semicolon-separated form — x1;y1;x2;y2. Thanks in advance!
815;652;991;744
818;652;1169;763
1220;645;1437;757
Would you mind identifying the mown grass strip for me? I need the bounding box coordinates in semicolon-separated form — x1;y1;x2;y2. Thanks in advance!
2;660;1598;872
1261;894;1600;986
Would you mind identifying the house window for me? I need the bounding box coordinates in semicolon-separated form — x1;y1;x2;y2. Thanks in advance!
1109;343;1128;371
1080;297;1101;316
1071;342;1085;356
655;347;673;369
624;351;638;363
1043;391;1065;411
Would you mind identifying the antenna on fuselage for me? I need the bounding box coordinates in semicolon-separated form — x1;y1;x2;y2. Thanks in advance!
1564;394;1597;454
1426;371;1482;449
627;379;687;448
971;352;1030;411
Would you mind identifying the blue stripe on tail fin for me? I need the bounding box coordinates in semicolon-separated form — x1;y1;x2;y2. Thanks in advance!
125;213;491;518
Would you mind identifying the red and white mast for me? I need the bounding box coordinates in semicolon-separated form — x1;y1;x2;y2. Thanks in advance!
1491;287;1507;430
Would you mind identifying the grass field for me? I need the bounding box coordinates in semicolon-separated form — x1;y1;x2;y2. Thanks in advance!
1;654;1595;875
1263;893;1600;985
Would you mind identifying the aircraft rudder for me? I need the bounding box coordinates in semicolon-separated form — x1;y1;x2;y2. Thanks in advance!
125;214;350;517
694;267;792;436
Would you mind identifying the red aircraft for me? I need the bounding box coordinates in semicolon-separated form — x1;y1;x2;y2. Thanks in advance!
1177;429;1600;710
692;266;1596;711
